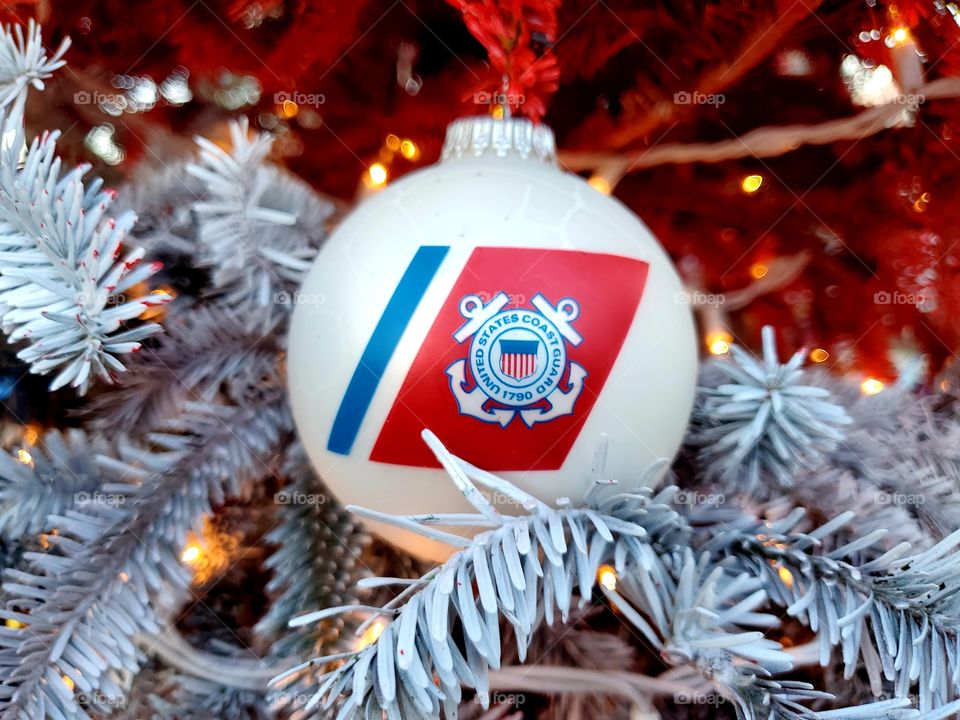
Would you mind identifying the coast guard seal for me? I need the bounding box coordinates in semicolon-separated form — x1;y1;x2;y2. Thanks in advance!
446;291;586;427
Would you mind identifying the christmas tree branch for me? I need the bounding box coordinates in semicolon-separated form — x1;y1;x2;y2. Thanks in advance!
279;431;956;720
0;429;105;537
0;394;291;719
84;305;284;434
186;119;332;314
709;513;960;713
0;22;170;393
561;76;960;190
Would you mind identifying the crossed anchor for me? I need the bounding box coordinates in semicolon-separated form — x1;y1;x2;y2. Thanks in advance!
447;291;586;427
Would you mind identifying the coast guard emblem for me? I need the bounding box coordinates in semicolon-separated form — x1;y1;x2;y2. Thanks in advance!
366;246;649;470
447;292;586;427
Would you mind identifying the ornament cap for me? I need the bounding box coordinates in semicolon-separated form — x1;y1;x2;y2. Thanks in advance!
441;116;557;165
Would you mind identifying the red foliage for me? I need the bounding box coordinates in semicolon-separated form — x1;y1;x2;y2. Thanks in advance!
446;0;560;120
14;0;960;381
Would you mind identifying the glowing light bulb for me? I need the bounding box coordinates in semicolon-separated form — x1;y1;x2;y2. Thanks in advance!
891;26;910;45
367;163;388;187
358;620;386;649
277;99;298;119
399;139;419;160
707;331;733;356
778;565;795;588
181;545;201;563
809;348;829;363
385;134;401;151
62;675;75;691
749;263;768;279
588;175;612;195
741;174;764;193
860;377;885;395
16;449;32;465
5;618;24;629
597;564;618;591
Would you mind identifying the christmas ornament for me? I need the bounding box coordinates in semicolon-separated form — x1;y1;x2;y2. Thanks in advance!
287;116;697;558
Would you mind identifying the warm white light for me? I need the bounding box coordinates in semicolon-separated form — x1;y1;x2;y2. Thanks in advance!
367;163;388;186
598;564;618;591
588;175;612;195
860;377;885;395
181;545;201;563
741;174;763;193
841;55;901;108
358;620;386;649
400;139;419;160
707;332;733;356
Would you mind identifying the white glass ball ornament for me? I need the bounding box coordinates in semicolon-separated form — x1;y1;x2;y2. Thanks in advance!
288;116;698;560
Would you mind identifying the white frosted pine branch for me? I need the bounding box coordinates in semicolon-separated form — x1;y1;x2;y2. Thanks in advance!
0;22;170;393
0;20;69;116
186;118;331;313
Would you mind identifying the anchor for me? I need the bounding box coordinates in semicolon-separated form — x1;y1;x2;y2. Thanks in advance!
520;362;587;427
446;360;515;426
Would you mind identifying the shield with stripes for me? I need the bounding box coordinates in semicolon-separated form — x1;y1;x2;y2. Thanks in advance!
499;338;539;380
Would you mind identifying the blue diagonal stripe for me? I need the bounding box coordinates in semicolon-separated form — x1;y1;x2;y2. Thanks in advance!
327;245;449;455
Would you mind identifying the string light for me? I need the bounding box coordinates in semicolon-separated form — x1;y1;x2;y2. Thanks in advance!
16;449;32;465
741;174;764;193
385;134;401;151
39;529;58;550
179;521;241;583
367;163;388;187
357;620;386;649
810;348;829;363
597;564;618;591
23;424;40;446
891;26;910;45
277;99;298;119
62;675;75;691
706;331;733;356
749;263;768;279
4;618;24;629
141;285;176;321
399;139;419;160
777;565;795;588
588;175;612;195
860;377;885;395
